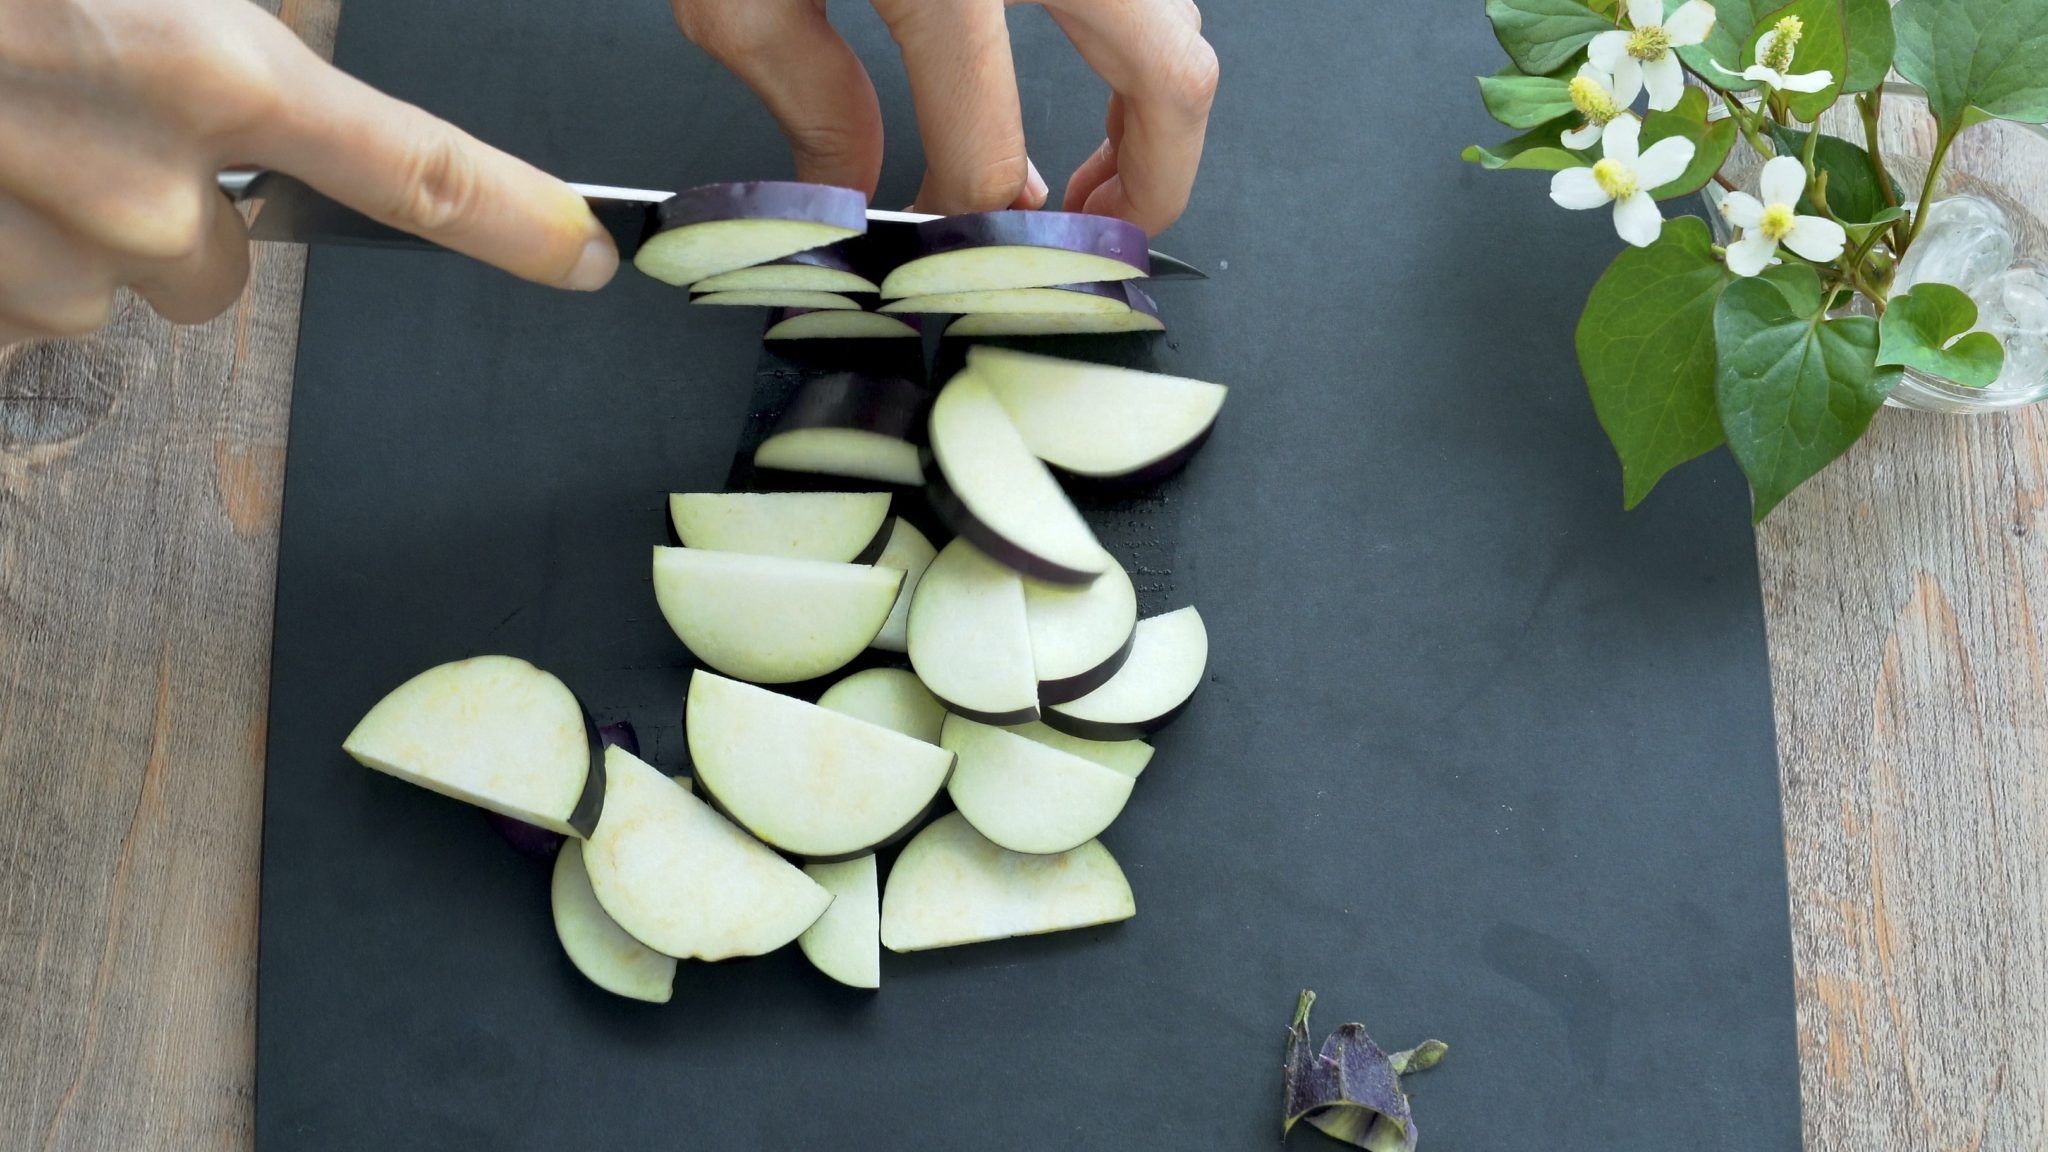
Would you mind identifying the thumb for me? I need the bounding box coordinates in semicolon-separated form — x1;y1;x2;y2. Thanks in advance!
241;40;616;290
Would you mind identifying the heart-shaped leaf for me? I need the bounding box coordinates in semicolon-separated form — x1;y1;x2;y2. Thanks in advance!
1765;124;1902;224
1753;0;1848;122
1478;68;1579;129
1642;88;1739;199
1894;0;2048;131
1877;282;2006;387
1577;216;1732;509
1842;0;1896;92
1715;268;1899;520
1486;0;1613;74
1462;117;1591;171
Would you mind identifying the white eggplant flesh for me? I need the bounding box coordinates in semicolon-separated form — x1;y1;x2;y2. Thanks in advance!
1044;606;1208;740
651;546;900;684
868;517;937;653
817;667;947;745
942;714;1135;855
668;491;891;563
754;428;924;486
799;855;881;989
907;538;1038;725
966;346;1228;480
880;813;1135;952
926;370;1106;584
551;839;677;1003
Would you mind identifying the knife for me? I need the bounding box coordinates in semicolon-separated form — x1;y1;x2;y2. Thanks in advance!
215;168;1207;280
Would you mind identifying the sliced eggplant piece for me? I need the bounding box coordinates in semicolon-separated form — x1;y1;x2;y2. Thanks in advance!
551;839;677;1003
868;517;937;653
765;308;922;340
880;812;1135;952
343;655;590;836
633;181;866;287
487;719;640;858
651;546;901;684
686;672;954;858
879;212;1147;298
754;429;924;487
799;855;881;989
753;370;930;487
881;282;1135;315
942;714;1135;854
944;284;1163;336
926;369;1106;584
1045;606;1208;740
966;346;1228;481
908;538;1038;725
1004;720;1154;777
692;289;862;310
583;746;830;960
817;666;946;745
692;245;879;294
1023;558;1137;705
667;491;892;563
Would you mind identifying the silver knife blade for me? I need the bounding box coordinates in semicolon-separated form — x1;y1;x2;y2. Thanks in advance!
217;169;1206;280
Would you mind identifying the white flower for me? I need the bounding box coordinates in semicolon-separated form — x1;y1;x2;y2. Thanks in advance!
1549;115;1697;247
1590;0;1716;113
1719;156;1849;275
1561;63;1638;150
1712;15;1833;93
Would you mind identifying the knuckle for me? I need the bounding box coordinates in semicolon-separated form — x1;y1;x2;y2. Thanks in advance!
674;4;781;58
1163;35;1220;107
952;154;1030;212
389;131;483;235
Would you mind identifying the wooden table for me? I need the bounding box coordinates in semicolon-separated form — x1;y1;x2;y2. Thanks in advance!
3;4;2044;1147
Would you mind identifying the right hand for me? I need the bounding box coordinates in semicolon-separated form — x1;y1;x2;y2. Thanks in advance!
0;0;619;348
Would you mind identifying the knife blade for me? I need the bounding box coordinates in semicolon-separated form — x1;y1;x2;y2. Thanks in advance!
216;169;1207;280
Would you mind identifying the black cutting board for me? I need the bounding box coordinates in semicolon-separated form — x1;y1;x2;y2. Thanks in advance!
258;2;1803;1147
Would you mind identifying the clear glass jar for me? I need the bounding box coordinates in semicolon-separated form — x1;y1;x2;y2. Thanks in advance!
1701;84;2048;413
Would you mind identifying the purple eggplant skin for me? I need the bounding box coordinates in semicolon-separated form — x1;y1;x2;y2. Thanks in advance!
771;372;932;445
1041;689;1199;743
921;451;1101;586
913;211;1148;276
644;181;866;241
1057;422;1217;489
487;719;640;858
1035;625;1137;707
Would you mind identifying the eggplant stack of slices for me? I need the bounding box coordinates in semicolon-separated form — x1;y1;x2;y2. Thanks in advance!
340;185;1228;1000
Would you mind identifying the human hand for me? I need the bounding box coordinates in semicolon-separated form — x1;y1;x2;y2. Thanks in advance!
670;0;1217;236
0;0;618;346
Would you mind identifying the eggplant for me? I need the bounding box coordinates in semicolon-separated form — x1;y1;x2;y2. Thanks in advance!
1002;720;1154;777
765;308;921;340
944;283;1165;335
752;370;932;487
965;345;1227;482
880;812;1135;952
907;538;1039;725
925;369;1107;584
487;719;639;859
879;211;1147;298
1023;557;1138;705
667;491;892;563
685;671;954;859
691;289;862;310
942;713;1136;855
1044;606;1208;740
343;656;592;836
633;181;866;287
816;666;947;744
881;281;1137;315
799;855;882;989
690;243;880;294
551;839;677;1002
582;747;831;960
651;546;902;684
867;517;937;653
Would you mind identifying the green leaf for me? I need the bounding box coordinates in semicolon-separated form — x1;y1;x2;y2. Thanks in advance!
1462;117;1591;171
1478;70;1580;129
1877;282;2006;386
1842;0;1895;93
1642;88;1740;199
1894;0;2048;131
1765;123;1901;223
1843;205;1906;246
1680;0;1771;89
1576;216;1733;509
1754;0;1848;122
1486;0;1613;74
1757;260;1826;315
1714;273;1898;520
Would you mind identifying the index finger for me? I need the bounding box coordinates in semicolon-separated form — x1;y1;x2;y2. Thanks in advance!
1043;0;1218;234
872;0;1033;213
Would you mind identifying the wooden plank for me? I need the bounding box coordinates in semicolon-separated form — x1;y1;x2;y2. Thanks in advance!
0;4;336;1148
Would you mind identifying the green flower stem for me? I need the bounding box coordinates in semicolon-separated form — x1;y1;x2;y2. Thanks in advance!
1681;65;1776;158
1901;122;1959;254
1860;90;1899;210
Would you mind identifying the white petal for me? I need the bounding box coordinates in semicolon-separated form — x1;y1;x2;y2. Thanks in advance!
1589;30;1633;74
1550;167;1612;210
1576;61;1607;86
1752;29;1780;68
1783;215;1848;262
1602;114;1642;164
1760;156;1807;209
1719;191;1766;231
1635;136;1697;189
1561;121;1604;150
1609;58;1644;107
1627;0;1665;29
1613;191;1666;247
1777;69;1835;93
1710;59;1748;79
1642;52;1686;111
1726;234;1781;277
1664;0;1717;46
1741;65;1782;85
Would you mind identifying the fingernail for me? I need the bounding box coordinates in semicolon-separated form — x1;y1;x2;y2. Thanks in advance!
1025;160;1049;206
566;235;618;291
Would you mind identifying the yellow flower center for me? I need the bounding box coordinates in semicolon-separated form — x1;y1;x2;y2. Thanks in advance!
1763;16;1802;72
1569;75;1621;123
1760;203;1797;241
1593;159;1639;200
1627;25;1670;60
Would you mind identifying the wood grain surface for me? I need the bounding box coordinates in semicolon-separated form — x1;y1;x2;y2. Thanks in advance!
1;7;2044;1149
